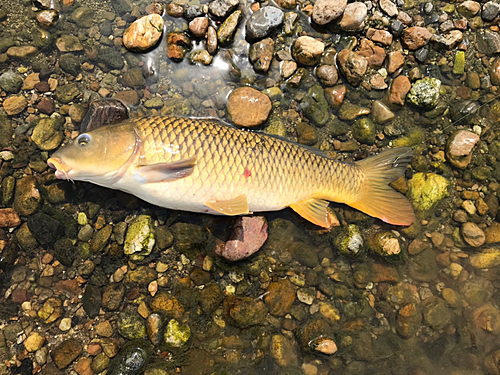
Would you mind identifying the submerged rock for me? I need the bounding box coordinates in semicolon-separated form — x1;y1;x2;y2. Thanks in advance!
164;319;191;348
245;6;284;41
406;78;441;108
446;130;479;169
124;215;155;261
368;231;401;256
292;36;325;66
334;224;364;257
407;173;450;216
123;14;164;51
227;87;272;127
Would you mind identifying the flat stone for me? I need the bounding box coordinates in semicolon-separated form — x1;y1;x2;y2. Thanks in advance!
245;6;284;41
446;130;479;168
366;28;393;45
380;0;398;17
6;46;38;59
51;338;83;369
24;332;46;353
55;35;83;52
3;95;27;116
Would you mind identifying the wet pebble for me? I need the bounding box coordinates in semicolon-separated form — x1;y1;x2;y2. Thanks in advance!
124;215;155;261
36;10;59;26
407;172;450;215
108;341;150;375
270;334;298;366
208;0;239;19
482;1;500;21
166;33;192;61
380;0;398;17
292;36;325;66
402;26;433;50
206;26;217;54
102;283;125;311
24;332;46;353
217;10;242;44
357;38;386;68
387;51;405;73
246;6;284;41
446;130;479;168
0;208;20;228
3;95;28;116
14;177;42;217
312;0;347;25
225;296;268;328
338;101;370;120
470;247;500;268
458;0;480;17
227;87;272;127
51;338;82;369
123;14;164;51
32;115;64;150
0;71;23;93
461;222;485;247
55;35;83;52
189;17;209;38
372;100;395;123
339;2;367;31
324;85;346;107
249;38;275;72
337;49;367;86
117;306;146;339
264;278;296;316
406;78;441;108
164;319;191;348
316;64;338;86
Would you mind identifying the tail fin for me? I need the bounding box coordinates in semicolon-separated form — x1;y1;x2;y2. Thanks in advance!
349;147;415;226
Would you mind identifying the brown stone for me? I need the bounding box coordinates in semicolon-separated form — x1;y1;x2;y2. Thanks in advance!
264;279;296;316
402;26;433;50
0;208;21;227
291;36;325;66
37;97;55;115
150;292;184;319
3;95;28;116
6;46;38;59
227;87;272;127
366;28;393;45
490;58;500;86
52;338;83;369
324;85;346;107
114;90;139;107
485;222;500;243
372;263;399;283
166;32;191;61
312;0;347;25
13;176;41;216
74;357;93;375
165;3;184;17
389;75;411;105
316;64;338;86
189;17;209;38
387;51;405;74
339;2;367;31
369;74;387;90
446;130;479;169
356;38;386;67
461;222;485;247
337;48;367;86
123;14;164;51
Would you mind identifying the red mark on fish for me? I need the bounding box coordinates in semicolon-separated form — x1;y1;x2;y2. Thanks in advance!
243;168;251;179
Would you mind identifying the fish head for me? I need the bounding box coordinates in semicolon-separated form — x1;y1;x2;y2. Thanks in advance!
47;123;138;183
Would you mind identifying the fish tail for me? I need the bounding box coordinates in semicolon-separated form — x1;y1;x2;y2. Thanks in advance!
349;147;415;226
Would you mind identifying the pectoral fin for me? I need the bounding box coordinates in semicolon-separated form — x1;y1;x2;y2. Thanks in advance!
133;157;196;183
205;194;250;215
290;198;333;228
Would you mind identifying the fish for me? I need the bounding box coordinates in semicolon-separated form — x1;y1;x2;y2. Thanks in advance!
47;115;415;227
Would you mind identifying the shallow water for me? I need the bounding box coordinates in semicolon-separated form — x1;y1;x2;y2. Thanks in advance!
0;0;500;375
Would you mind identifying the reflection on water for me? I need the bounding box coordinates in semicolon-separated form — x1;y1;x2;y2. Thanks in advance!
0;0;500;374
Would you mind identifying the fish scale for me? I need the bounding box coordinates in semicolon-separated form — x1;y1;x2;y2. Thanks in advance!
132;116;363;209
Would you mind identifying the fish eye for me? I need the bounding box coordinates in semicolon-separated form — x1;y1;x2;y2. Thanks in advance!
77;134;91;147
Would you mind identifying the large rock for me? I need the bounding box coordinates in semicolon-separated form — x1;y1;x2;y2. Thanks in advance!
339;2;367;31
123;14;164;51
227;87;272;127
406;78;441;108
446;130;479;169
245;6;284;41
402;27;433;50
32;115;64;151
470;247;500;268
291;36;325;66
477;30;500;55
389;75;411;105
407;173;450;216
336;49;367;86
312;0;347;25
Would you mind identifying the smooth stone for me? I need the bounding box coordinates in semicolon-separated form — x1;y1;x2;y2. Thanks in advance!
245;6;284;41
336;49;367;86
380;0;398;16
476;30;500;55
0;71;23;93
356;38;386;68
312;0;347;25
291;36;325;66
446;130;479;168
3;95;28;115
32;115;64;151
217;10;241;44
189;17;209;38
402;26;432;50
470;247;500;268
461;222;486;247
324;85;346;107
51;338;83;369
55;35;83;52
208;0;239;19
372;100;395;123
339;2;367;31
227;87;272;127
123;14;164;51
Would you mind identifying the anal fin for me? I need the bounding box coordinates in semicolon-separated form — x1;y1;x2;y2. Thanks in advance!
205;194;250;215
290;198;333;228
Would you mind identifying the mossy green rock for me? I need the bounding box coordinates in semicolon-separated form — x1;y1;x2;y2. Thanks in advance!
124;215;155;261
55;83;80;104
334;224;364;258
453;51;465;75
407;78;441;108
407;173;450;215
164;319;191;348
352;118;376;145
117;307;146;339
302;85;329;126
368;231;400;256
392;128;425;147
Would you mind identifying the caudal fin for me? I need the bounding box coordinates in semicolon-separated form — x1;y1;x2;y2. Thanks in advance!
349;147;415;226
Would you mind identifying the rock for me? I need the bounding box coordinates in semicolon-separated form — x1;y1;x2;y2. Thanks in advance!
245;7;284;41
108;341;150;375
397;303;421;338
150;292;184;318
356;38;386;68
217;10;241;44
22;73;40;91
117;306;146;339
406;78;441;108
482;2;500;21
14;177;42;217
123;215;155;261
51;338;82;369
101;283;124;311
82;284;101;318
334;224;363;257
123;14;163;51
3;95;27;116
32;115;64;150
189;17;209;38
264;279;296;316
249;38;274;72
300;318;335;351
473;304;500;334
476;30;500;55
485;222;500;243
0;208;20;228
366;28;393;45
389;75;411;105
368;231;401;256
461;222;485;247
292;36;325;66
24;333;45;353
36;97;55;115
422;296;452;329
225;296;268;328
431;30;463;50
164;319;190;348
336;49;367;86
270;335;298;366
408;248;438;282
302;85;330;126
312;0;347;25
55;35;83;52
324;85;346;107
380;0;398;17
71;6;94;28
121;67;146;89
184;5;204;21
453;51;465;75
460;276;494;306
165;33;192;62
490;58;500;86
227;87;272;127
37;9;59;27
0;71;23;93
339;2;367;31
55;83;80;104
458;0;480;17
352;118;376;145
389;19;404;36
207;26;217;54
470;246;500;268
446;130;479;169
208;0;239;19
408;173;450;216
296;121;317;145
338;101;370;120
372;100;394;123
215;216;268;261
402;27;433;50
6;46;38;59
170;222;209;254
316;64;338;86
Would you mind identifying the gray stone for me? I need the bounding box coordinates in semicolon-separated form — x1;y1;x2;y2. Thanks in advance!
0;71;23;94
246;7;284;41
477;30;500;55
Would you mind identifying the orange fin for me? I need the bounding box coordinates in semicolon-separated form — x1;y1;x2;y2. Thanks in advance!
290;198;334;228
205;194;250;215
133;156;196;183
350;147;415;226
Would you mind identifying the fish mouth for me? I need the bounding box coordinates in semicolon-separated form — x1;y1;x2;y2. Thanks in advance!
47;157;71;181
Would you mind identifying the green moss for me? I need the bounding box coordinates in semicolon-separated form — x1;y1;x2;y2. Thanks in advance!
124;215;155;261
453;51;465;75
408;173;450;216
